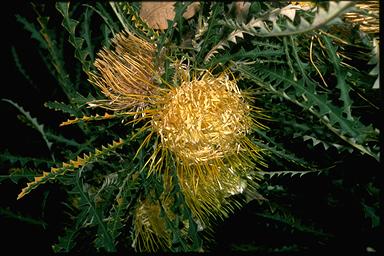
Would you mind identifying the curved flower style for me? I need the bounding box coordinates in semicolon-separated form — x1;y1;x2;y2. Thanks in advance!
88;30;268;252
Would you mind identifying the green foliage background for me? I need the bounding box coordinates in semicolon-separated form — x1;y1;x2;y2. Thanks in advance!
1;1;381;253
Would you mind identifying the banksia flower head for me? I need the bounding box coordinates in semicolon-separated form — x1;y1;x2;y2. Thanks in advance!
88;30;268;252
88;31;160;112
152;68;267;214
153;71;253;163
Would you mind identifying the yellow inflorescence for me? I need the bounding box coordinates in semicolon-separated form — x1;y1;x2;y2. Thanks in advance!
153;71;253;163
88;30;268;252
133;70;266;251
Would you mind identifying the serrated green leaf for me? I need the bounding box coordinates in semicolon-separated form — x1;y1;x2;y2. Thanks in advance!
322;35;353;120
15;14;47;48
44;101;81;116
206;2;355;61
11;47;35;87
0;151;54;167
237;65;378;160
0;207;47;227
362;203;380;228
2;99;55;161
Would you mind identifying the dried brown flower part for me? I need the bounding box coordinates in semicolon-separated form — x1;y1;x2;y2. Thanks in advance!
140;2;175;30
88;31;160;112
139;1;200;30
183;2;201;20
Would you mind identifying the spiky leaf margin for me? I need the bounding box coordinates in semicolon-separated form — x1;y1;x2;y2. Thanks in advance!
17;138;125;199
205;1;355;62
